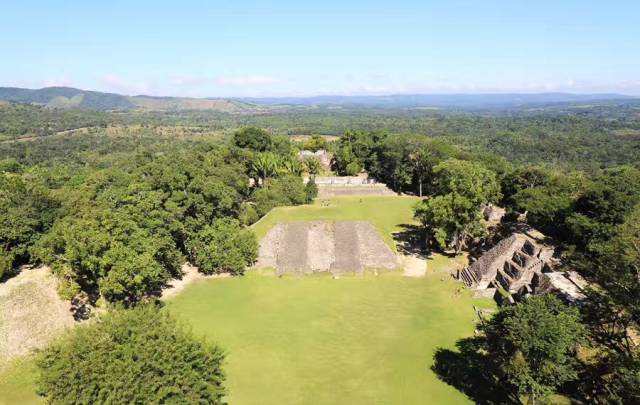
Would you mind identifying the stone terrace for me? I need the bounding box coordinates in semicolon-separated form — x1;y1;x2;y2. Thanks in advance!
255;220;399;274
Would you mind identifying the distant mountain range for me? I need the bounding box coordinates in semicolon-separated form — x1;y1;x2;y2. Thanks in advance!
0;86;251;112
239;93;637;109
0;86;636;112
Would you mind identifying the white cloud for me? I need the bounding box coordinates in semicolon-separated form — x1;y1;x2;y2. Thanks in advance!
43;77;74;87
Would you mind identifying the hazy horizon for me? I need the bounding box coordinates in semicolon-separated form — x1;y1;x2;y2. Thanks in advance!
3;1;640;97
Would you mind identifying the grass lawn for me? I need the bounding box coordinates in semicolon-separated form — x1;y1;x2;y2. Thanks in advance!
0;358;41;405
252;196;421;250
0;196;488;404
167;272;493;405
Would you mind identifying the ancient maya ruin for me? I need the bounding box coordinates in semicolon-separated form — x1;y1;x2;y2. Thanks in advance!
255;221;399;274
308;176;397;198
458;229;587;303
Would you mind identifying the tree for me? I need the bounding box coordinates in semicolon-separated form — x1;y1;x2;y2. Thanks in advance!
302;134;328;152
187;217;257;275
409;147;435;197
36;304;226;404
304;178;318;203
415;159;500;253
481;295;586;404
251;152;280;187
432;159;501;205
279;156;303;176
345;161;361;176
304;156;321;177
0;172;58;277
593;204;640;330
33;210;183;303
233;127;272;151
415;193;485;253
253;175;308;216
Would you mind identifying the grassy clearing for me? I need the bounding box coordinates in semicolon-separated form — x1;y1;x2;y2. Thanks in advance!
0;357;41;405
0;196;484;404
168;272;494;405
252;196;421;250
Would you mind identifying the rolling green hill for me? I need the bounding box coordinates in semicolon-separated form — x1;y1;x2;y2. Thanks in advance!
0;86;256;112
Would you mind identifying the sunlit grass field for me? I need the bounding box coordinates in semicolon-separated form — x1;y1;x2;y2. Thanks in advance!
0;196;491;404
168;272;491;404
252;195;421;250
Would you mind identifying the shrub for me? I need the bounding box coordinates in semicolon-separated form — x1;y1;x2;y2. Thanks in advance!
36;304;226;404
254;175;308;216
0;250;13;280
304;179;318;203
345;161;361;176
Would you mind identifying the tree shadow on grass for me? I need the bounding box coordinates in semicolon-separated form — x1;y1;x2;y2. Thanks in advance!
393;224;428;258
431;337;517;405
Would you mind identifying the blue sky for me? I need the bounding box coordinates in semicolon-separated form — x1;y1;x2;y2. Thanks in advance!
2;0;639;97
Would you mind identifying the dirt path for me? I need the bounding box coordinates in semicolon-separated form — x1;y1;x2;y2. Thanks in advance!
160;263;231;300
402;255;427;277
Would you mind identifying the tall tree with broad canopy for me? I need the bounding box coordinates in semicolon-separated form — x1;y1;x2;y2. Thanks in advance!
187;217;258;275
415;159;500;253
233;127;273;152
36;304;226;404
481;295;586;405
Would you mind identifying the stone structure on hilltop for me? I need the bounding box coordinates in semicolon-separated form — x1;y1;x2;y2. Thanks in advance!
309;176;396;197
255;220;399;274
459;226;591;304
456;227;586;303
531;270;588;303
299;149;331;170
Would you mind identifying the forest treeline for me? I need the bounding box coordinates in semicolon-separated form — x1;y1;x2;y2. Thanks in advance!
0;128;316;305
1;103;639;402
2;101;640;170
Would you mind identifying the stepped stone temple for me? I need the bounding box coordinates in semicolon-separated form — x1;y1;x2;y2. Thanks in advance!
457;230;566;301
458;226;591;303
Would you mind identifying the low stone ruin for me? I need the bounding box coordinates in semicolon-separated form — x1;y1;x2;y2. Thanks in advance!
298;149;331;170
531;270;588;303
309;176;396;198
482;203;506;227
457;230;580;303
255;220;399;274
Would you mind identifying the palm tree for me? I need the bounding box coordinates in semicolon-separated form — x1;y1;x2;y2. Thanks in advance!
304;156;321;178
280;157;303;176
251;153;279;186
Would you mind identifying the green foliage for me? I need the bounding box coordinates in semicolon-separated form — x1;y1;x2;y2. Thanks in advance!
0;249;14;280
33;209;183;304
304;178;318;203
415;159;500;253
233;127;273;151
251;152;280;185
345;161;361;176
301;134;328;151
592;204;640;327
187;218;257;275
432;159;501;205
238;202;260;226
254;175;309;216
36;304;226;404
303;156;321;176
481;295;586;403
0;172;58;274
